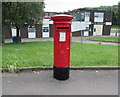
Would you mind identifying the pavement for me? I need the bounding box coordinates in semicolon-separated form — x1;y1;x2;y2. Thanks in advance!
5;36;119;46
2;66;120;73
5;37;54;43
71;37;119;46
2;70;118;95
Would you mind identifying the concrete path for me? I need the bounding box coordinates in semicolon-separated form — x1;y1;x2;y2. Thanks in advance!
5;37;119;46
71;37;119;46
5;37;53;43
2;70;118;95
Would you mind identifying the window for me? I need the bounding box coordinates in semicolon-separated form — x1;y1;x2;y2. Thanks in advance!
28;27;35;32
85;12;90;21
94;12;104;22
43;27;49;32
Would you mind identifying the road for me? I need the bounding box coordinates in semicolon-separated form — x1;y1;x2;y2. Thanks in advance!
2;70;118;95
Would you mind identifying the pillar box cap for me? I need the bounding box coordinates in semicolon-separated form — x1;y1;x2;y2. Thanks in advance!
51;14;73;22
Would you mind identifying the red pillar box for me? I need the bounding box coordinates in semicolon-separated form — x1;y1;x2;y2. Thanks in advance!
51;14;73;80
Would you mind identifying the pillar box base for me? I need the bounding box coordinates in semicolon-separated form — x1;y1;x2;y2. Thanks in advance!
53;66;69;80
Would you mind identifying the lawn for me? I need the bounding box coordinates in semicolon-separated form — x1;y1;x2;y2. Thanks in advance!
111;25;120;30
2;41;118;68
88;37;119;42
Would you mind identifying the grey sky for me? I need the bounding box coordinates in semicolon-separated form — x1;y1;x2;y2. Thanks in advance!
44;0;119;12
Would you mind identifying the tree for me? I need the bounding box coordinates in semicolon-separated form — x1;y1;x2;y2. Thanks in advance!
0;2;2;44
110;5;118;25
118;2;120;28
2;2;45;43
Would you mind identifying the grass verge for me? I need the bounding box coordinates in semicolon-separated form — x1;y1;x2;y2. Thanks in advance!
2;41;118;68
88;37;119;43
111;25;120;30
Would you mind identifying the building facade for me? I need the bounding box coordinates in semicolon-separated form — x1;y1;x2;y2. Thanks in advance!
68;9;112;37
3;9;112;39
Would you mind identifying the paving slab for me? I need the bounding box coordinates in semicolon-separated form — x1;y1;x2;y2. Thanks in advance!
2;70;118;95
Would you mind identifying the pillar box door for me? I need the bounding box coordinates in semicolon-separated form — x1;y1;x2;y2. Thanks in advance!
51;14;73;80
